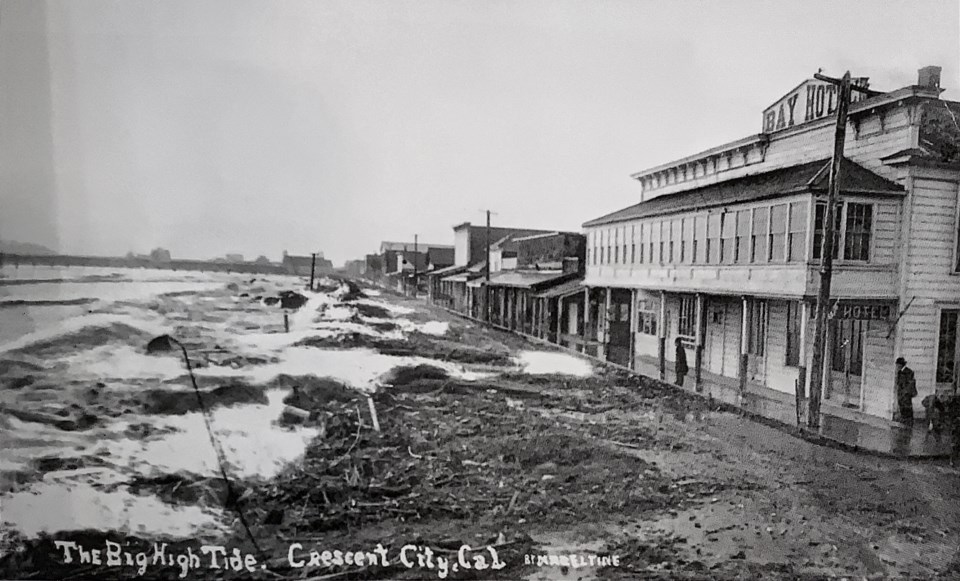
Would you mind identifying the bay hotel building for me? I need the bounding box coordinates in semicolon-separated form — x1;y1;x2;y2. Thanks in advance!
582;66;960;422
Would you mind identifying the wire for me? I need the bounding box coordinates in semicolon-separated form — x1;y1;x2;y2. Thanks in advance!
169;336;265;560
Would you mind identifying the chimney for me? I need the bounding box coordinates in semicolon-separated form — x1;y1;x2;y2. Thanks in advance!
918;66;942;91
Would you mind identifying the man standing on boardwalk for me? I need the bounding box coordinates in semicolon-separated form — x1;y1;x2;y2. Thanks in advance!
675;337;688;388
895;357;917;425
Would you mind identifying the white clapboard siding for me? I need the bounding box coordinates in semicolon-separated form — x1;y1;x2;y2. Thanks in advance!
862;326;896;417
898;170;960;402
872;202;900;265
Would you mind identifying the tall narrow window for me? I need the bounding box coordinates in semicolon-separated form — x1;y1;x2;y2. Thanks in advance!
735;210;750;263
614;228;619;263
955;205;960;272
721;212;736;264
937;310;958;385
769;204;787;262
639;223;646;264
671;219;682;263
659;221;666;263
683;217;693;264
788;202;809;262
651;222;660;264
813;202;842;260
785;301;802;366
751;207;768;263
695;215;707;264
631;225;636;263
648;222;655;264
607;229;612;264
678;296;696;338
747;300;768;356
707;214;721;264
843;203;872;261
638;299;659;335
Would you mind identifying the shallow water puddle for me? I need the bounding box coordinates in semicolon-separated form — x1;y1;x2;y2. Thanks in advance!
515;351;593;377
105;390;319;480
1;483;227;539
639;498;797;566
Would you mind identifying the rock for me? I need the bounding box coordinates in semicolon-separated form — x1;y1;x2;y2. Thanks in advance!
263;296;280;306
279;291;308;310
146;335;176;354
226;282;240;292
279;405;311;426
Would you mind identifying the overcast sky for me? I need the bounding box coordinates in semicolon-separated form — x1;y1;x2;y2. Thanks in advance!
1;1;957;265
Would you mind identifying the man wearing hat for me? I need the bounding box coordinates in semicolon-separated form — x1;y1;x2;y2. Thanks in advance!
895;357;917;425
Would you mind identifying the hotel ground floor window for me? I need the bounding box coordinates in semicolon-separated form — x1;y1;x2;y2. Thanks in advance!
747;299;768;356
638;299;659;335
937;309;959;388
678;296;696;339
785;301;802;367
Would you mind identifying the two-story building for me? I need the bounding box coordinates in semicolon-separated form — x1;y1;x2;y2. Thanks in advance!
582;66;960;422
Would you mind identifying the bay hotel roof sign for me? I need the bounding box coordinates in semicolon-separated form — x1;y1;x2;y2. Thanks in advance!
762;76;871;133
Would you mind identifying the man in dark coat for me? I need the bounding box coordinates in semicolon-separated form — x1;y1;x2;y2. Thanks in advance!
675;337;689;387
895;357;917;425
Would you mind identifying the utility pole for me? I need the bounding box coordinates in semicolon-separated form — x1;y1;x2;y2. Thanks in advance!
413;234;418;298
485;210;492;322
807;71;853;429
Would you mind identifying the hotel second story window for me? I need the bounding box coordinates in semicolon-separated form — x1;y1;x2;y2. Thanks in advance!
788;202;809;262
843;203;872;261
623;227;628;264
630;225;636;263
769;204;787;262
659;221;666;263
751;207;768;263
639;223;646;264
694;215;707;264
955;201;960;272
707;214;721;263
607;229;612;264
638;299;658;335
721;212;736;264
735;210;750;263
614;228;619;263
647;222;655;264
813;202;843;261
650;222;659;264
678;296;697;339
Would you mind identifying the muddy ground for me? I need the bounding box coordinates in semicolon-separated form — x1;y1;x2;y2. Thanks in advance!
3;280;960;580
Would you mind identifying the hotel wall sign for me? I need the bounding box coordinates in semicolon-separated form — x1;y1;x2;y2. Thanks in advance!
833;302;892;321
762;77;870;133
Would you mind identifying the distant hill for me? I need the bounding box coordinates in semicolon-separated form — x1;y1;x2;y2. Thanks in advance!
0;240;56;256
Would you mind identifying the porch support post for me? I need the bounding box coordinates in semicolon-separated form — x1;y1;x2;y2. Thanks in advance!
629;288;638;371
658;290;667;381
601;287;611;361
797;299;810;426
583;287;591;355
555;297;563;345
695;293;705;392
740;296;750;394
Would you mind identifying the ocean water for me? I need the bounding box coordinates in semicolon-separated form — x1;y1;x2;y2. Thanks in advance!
0;265;592;542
